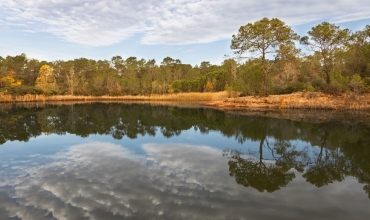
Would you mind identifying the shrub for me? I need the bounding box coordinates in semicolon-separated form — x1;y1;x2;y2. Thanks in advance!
276;82;306;95
363;77;370;86
0;86;43;96
311;78;326;91
306;84;315;92
279;86;295;94
329;69;349;93
349;74;366;94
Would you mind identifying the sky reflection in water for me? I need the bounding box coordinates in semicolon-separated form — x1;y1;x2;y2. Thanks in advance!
0;103;369;219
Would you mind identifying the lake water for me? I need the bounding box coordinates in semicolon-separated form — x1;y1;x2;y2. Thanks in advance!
0;103;369;220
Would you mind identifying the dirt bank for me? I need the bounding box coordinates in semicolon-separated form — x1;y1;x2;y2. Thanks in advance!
203;92;370;111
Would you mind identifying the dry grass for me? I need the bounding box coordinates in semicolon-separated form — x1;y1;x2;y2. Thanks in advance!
149;92;228;101
205;92;370;111
3;91;370;111
0;91;228;103
279;92;370;110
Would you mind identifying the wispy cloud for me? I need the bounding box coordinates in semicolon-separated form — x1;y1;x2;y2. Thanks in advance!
1;0;369;46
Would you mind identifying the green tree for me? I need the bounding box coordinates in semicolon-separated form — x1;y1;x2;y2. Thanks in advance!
300;22;350;84
66;66;75;95
72;58;95;95
161;57;182;84
110;56;124;76
235;59;264;95
222;58;237;80
200;61;211;75
345;25;370;79
23;58;42;86
5;54;27;81
231;18;299;96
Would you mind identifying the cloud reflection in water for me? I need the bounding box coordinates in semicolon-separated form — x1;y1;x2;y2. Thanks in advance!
0;142;368;220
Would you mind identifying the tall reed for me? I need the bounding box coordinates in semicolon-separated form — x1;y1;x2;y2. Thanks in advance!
0;91;228;103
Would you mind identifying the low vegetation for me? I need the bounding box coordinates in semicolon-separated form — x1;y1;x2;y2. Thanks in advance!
0;92;229;103
206;92;370;110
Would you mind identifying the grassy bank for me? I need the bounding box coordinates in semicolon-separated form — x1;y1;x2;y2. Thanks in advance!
2;91;370;111
0;91;229;103
205;92;370;111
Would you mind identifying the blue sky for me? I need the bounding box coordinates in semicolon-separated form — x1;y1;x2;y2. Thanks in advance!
1;0;370;66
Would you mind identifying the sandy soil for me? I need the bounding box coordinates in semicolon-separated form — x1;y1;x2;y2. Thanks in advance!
203;92;370;111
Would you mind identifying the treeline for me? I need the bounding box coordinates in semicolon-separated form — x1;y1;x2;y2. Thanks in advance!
0;54;234;96
0;20;369;96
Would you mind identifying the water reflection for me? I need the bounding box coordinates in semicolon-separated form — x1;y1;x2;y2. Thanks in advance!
1;103;370;219
220;116;370;198
0;142;369;220
223;118;300;193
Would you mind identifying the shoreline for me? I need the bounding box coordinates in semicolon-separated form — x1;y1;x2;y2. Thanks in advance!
1;91;370;111
203;91;370;111
0;92;228;103
1;92;370;125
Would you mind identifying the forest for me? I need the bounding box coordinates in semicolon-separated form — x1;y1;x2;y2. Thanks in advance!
0;19;369;97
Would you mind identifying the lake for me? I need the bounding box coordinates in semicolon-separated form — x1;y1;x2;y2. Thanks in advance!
0;103;369;220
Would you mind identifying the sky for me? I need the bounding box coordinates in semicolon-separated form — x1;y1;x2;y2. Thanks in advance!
1;0;370;66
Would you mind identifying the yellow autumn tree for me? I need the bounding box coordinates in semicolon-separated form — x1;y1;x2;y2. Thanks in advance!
204;81;213;92
0;70;22;87
167;84;174;94
35;65;58;94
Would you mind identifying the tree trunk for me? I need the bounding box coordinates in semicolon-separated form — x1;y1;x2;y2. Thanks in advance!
261;54;268;96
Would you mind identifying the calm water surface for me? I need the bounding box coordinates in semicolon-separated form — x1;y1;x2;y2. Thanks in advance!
0;103;369;220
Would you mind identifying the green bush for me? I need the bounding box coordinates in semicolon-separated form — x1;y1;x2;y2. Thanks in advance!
311;78;326;91
276;82;306;95
329;69;349;93
0;86;43;95
278;86;295;94
363;77;370;86
45;90;58;95
348;74;365;94
306;84;315;92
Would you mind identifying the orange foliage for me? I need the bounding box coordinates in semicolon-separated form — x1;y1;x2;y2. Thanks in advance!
0;70;22;87
204;81;213;92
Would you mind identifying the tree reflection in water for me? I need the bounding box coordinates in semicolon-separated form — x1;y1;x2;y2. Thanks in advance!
223;149;296;193
223;118;305;192
222;117;370;198
1;103;370;197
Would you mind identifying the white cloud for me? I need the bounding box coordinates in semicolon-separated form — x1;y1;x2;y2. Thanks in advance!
1;0;154;46
1;0;369;46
